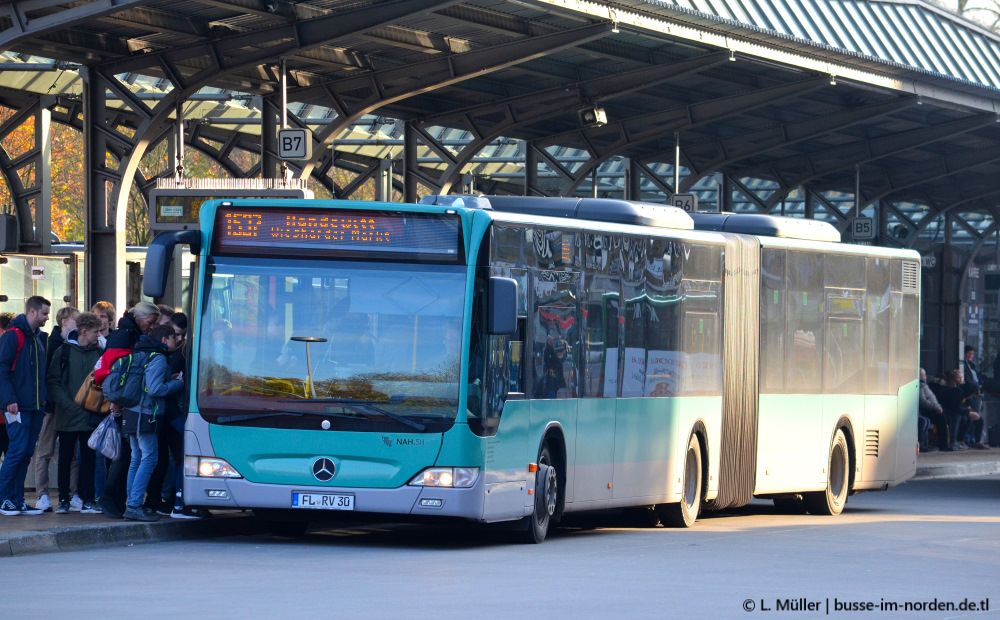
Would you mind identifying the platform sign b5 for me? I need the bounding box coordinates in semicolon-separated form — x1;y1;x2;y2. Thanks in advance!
852;217;875;240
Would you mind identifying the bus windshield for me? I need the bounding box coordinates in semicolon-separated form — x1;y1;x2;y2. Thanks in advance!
197;256;467;432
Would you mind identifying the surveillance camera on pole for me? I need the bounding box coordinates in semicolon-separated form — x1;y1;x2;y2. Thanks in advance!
578;107;607;127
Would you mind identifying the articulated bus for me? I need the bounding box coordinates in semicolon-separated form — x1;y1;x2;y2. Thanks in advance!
145;195;920;542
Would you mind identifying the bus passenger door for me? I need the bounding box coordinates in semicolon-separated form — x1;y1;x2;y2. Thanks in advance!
573;287;619;505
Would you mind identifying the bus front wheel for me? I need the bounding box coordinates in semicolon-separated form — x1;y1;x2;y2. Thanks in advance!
519;444;558;544
804;428;849;516
656;434;703;528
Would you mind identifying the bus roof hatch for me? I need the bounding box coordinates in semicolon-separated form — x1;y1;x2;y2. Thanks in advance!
689;212;841;243
474;196;694;230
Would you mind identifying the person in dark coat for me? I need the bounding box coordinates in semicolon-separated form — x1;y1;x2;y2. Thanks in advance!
0;296;51;516
96;302;160;518
46;312;104;514
919;368;952;452
32;305;81;513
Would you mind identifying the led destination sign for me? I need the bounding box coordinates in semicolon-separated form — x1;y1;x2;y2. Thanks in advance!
213;207;462;261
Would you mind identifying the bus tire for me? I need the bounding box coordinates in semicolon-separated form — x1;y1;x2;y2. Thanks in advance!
266;519;309;538
519;444;558;544
656;434;702;528
804;428;849;516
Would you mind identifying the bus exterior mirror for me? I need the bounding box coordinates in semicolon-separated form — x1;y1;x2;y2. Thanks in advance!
143;230;201;299
488;277;517;335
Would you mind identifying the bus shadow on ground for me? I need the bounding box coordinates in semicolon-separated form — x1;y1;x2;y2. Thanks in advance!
251;477;1000;548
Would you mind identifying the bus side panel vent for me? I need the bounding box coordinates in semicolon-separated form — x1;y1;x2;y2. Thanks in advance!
865;430;879;457
901;261;919;293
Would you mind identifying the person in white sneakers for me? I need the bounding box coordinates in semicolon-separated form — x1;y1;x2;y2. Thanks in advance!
46;312;105;514
33;305;80;513
0;296;51;516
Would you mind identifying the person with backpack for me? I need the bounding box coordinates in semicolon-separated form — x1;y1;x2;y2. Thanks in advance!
0;312;14;462
120;324;183;522
46;312;104;514
95;301;159;518
0;296;51;516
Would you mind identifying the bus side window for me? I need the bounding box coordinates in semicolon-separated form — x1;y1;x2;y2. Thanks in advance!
531;268;580;400
785;250;823;394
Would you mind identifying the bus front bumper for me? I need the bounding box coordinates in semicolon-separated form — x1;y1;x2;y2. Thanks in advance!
183;474;489;521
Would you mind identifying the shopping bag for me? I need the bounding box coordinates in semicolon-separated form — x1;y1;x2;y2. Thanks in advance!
87;413;121;461
74;370;111;415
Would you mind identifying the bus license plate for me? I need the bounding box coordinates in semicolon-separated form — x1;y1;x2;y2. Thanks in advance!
292;492;355;510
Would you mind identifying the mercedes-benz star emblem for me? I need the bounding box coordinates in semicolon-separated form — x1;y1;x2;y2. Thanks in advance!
312;457;336;482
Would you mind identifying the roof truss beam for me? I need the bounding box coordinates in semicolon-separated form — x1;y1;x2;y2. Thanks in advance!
294;20;614;179
677;97;916;191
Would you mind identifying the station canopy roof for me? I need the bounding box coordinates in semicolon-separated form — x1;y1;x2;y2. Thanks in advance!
1;0;1000;243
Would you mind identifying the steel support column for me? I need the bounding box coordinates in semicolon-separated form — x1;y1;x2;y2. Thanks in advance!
35;98;51;253
627;158;642;201
83;67;126;313
404;122;418;203
261;95;282;179
525;142;538;196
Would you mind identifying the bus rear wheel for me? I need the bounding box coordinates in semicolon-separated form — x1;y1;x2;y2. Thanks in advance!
804;428;849;516
519;444;558;544
656;434;702;528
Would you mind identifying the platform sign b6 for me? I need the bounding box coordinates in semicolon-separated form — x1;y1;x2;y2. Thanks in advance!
278;128;313;160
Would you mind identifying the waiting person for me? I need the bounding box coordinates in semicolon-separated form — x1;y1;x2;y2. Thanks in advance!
96;301;159;518
932;370;986;450
0;312;13;460
918;368;952;452
32;305;81;513
91;301;116;349
0;296;51;516
122;324;184;522
156;304;176;326
145;312;187;515
45;312;104;514
164;312;207;519
962;346;987;446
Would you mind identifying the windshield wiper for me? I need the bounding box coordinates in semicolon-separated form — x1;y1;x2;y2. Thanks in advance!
216;408;362;424
294;398;426;431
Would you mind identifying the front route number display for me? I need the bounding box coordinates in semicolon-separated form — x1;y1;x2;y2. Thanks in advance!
213;206;461;260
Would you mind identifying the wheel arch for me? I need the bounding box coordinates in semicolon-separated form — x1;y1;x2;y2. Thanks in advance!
833;415;857;494
539;422;567;516
689;419;710;500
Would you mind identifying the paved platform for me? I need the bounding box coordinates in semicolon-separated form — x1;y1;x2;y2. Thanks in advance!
1;449;997;557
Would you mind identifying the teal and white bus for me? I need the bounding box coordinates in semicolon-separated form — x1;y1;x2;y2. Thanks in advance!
145;195;920;542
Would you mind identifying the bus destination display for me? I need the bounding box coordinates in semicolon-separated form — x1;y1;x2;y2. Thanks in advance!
213;207;461;260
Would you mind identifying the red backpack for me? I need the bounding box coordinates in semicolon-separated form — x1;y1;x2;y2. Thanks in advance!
9;328;24;371
1;327;26;425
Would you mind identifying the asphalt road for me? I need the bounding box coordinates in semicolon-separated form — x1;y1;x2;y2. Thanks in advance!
8;476;999;619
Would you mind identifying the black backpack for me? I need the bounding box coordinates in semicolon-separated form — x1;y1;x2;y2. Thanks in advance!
102;351;158;408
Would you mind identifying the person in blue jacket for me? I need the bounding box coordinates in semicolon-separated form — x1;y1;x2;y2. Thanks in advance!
0;296;51;516
122;324;184;522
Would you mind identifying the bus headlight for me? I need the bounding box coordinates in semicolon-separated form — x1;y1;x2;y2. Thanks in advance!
185;456;243;478
408;467;479;488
